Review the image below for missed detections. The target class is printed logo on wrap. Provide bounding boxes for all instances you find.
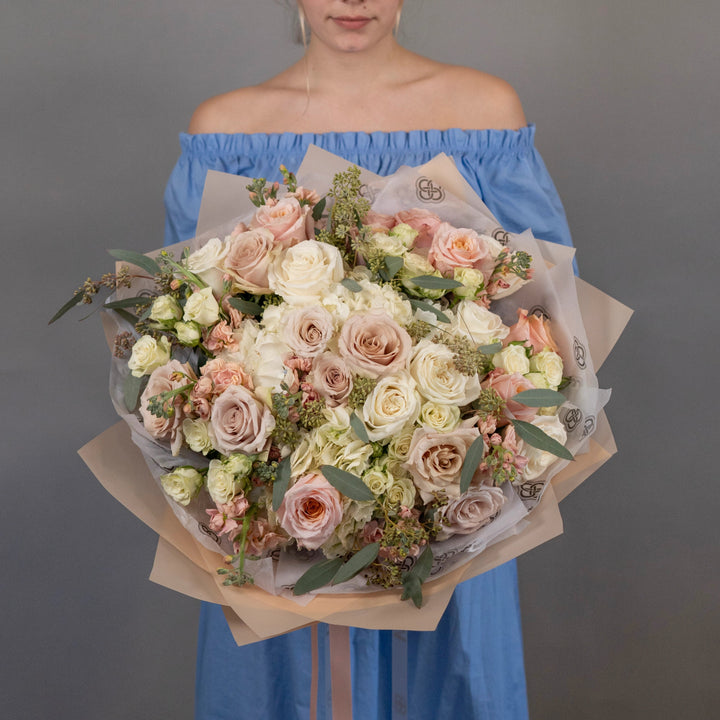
[415,176,445,203]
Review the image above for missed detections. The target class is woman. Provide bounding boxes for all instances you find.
[164,2,572,718]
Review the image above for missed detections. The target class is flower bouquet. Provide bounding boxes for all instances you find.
[59,147,630,643]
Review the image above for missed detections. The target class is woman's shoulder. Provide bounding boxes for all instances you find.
[188,85,282,134]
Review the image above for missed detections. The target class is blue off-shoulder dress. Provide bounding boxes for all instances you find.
[164,125,572,720]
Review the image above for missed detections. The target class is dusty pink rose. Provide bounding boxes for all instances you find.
[243,519,288,557]
[205,321,240,354]
[436,487,506,540]
[428,222,495,279]
[482,369,538,423]
[284,306,334,357]
[277,472,343,550]
[201,357,253,393]
[139,360,194,454]
[338,310,412,378]
[222,228,275,293]
[504,308,559,353]
[206,494,250,536]
[250,195,313,248]
[363,210,395,231]
[210,385,275,455]
[404,421,483,503]
[394,209,442,253]
[310,353,353,407]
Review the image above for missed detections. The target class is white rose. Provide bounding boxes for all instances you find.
[369,230,408,257]
[185,237,229,295]
[160,466,204,506]
[530,349,564,389]
[385,474,417,509]
[149,295,182,323]
[268,240,344,304]
[362,371,422,441]
[174,321,201,346]
[183,286,220,326]
[128,335,171,378]
[387,425,416,461]
[181,418,214,455]
[362,466,394,497]
[419,401,461,432]
[206,458,243,506]
[410,338,481,406]
[517,414,568,480]
[451,301,509,346]
[493,344,531,375]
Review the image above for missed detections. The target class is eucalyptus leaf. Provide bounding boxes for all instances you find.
[48,292,84,324]
[113,308,139,326]
[460,434,487,494]
[123,373,145,413]
[331,543,380,586]
[108,249,160,276]
[349,412,370,444]
[384,256,404,279]
[341,278,362,293]
[409,275,462,290]
[312,196,327,221]
[512,389,566,408]
[293,557,344,596]
[227,297,263,316]
[272,455,292,512]
[512,419,574,460]
[103,296,154,310]
[408,299,450,324]
[320,465,375,502]
[478,341,502,354]
[401,576,423,609]
[401,545,433,608]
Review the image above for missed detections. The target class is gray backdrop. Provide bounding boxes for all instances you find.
[3,1,718,718]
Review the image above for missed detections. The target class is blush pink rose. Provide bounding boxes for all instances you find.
[210,385,275,455]
[428,222,495,279]
[250,195,313,248]
[394,209,442,253]
[277,472,343,550]
[482,369,538,423]
[436,487,506,540]
[284,306,335,357]
[223,228,275,293]
[338,310,412,378]
[363,210,395,231]
[504,308,559,354]
[310,353,353,407]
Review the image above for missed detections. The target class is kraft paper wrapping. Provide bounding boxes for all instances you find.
[78,148,632,645]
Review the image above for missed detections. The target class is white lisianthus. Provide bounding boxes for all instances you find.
[328,439,374,477]
[516,415,568,481]
[369,230,408,257]
[362,465,394,497]
[290,436,316,477]
[410,338,481,406]
[181,418,214,455]
[160,466,204,506]
[268,240,344,304]
[389,222,419,248]
[174,321,201,346]
[385,474,417,510]
[206,458,243,505]
[399,252,445,300]
[419,401,461,432]
[451,301,509,346]
[529,349,564,389]
[183,286,220,326]
[128,335,171,377]
[149,294,182,323]
[185,237,229,295]
[452,267,486,299]
[493,344,531,375]
[362,371,422,441]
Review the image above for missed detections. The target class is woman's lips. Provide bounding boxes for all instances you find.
[332,16,373,30]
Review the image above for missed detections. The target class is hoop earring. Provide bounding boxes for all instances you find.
[298,5,308,50]
[394,8,402,36]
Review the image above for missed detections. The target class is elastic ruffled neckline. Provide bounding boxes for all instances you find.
[178,124,537,159]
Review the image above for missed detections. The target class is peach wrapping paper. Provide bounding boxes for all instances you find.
[79,148,631,645]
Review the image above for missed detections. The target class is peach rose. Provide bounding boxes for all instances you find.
[222,228,275,293]
[250,195,313,248]
[428,222,495,279]
[338,310,412,378]
[310,353,353,407]
[277,472,344,550]
[394,208,442,253]
[436,487,506,540]
[284,306,334,357]
[504,308,559,354]
[210,385,275,455]
[481,369,538,423]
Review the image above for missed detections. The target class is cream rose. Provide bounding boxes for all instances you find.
[174,321,201,346]
[339,310,412,378]
[362,465,394,497]
[149,295,182,323]
[419,401,461,432]
[410,338,481,406]
[250,195,313,248]
[268,240,344,304]
[222,228,275,293]
[516,414,568,480]
[452,267,486,300]
[493,344,531,375]
[385,474,417,509]
[284,306,334,357]
[361,371,422,441]
[310,353,353,407]
[210,385,275,455]
[399,252,446,300]
[181,418,214,455]
[451,301,510,346]
[277,472,344,550]
[183,286,220,327]
[529,349,564,389]
[404,422,483,502]
[128,335,171,378]
[185,237,229,295]
[206,458,243,506]
[368,230,408,257]
[436,487,506,540]
[160,467,204,507]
